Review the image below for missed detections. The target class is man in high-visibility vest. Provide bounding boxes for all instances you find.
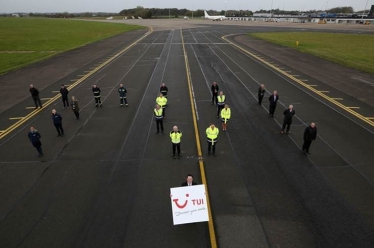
[206,124,219,156]
[170,125,182,158]
[221,104,231,131]
[156,93,168,117]
[216,91,226,118]
[154,104,164,134]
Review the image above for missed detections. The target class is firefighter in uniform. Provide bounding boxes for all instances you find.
[206,124,219,156]
[221,104,231,131]
[156,93,168,117]
[217,91,226,118]
[92,84,102,107]
[118,84,128,106]
[160,83,169,98]
[170,125,182,158]
[154,104,164,134]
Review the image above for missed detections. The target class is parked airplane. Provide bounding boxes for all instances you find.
[106,16,113,20]
[204,10,227,21]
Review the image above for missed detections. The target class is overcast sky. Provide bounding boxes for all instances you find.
[1,0,372,13]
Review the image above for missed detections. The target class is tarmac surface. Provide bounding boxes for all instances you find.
[0,20,374,248]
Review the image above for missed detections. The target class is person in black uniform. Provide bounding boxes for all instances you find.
[268,90,279,117]
[71,96,80,120]
[29,84,42,108]
[211,82,219,105]
[28,126,43,157]
[258,84,265,105]
[118,84,128,106]
[160,83,168,98]
[52,109,64,137]
[281,105,295,134]
[302,122,317,154]
[60,84,69,108]
[92,84,102,107]
[181,174,198,186]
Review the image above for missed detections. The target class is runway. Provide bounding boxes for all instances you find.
[0,21,374,247]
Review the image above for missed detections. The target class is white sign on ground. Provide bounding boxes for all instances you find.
[170,184,209,225]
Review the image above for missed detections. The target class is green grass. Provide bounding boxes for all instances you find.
[248,32,374,74]
[0,18,145,74]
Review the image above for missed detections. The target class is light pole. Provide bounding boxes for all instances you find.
[192,3,194,19]
[169,6,170,19]
[270,0,274,17]
[362,0,369,22]
[225,1,228,16]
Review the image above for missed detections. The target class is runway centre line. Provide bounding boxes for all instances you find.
[180,28,217,248]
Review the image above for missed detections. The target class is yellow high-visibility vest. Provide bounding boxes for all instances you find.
[170,131,182,143]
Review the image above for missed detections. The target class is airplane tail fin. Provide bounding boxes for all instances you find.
[204,10,210,17]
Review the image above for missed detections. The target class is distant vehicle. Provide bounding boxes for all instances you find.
[204,10,227,21]
[106,16,113,20]
[184,16,189,20]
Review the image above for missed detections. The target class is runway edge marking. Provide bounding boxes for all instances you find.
[0,27,153,140]
[221,34,374,128]
[180,28,218,248]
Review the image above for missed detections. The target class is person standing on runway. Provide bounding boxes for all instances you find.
[216,91,226,118]
[156,93,167,117]
[60,84,69,108]
[211,82,219,105]
[154,104,164,134]
[29,84,42,108]
[220,104,231,131]
[302,122,317,154]
[181,174,198,186]
[28,126,43,157]
[170,125,182,159]
[160,83,169,98]
[118,84,128,106]
[268,90,279,117]
[70,96,80,120]
[281,105,295,134]
[206,124,219,156]
[92,84,102,107]
[258,84,265,105]
[51,109,64,137]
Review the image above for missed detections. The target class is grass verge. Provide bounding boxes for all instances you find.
[0,18,145,74]
[248,32,374,74]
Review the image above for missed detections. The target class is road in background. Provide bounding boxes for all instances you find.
[1,21,374,247]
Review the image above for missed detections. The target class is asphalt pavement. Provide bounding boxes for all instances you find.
[1,21,374,248]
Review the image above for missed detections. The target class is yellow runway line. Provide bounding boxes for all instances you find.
[26,107,36,109]
[181,28,217,248]
[319,91,330,93]
[331,98,343,100]
[52,91,60,93]
[0,27,154,140]
[41,98,52,100]
[221,34,374,128]
[347,107,360,109]
[9,117,24,120]
[308,84,318,86]
[301,79,309,81]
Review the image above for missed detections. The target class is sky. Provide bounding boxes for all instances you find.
[1,0,372,13]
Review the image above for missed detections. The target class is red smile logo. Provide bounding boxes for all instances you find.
[173,194,189,209]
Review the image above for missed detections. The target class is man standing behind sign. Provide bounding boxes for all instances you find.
[206,124,219,156]
[181,174,198,186]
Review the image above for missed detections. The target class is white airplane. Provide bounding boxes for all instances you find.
[204,10,226,21]
[106,16,113,20]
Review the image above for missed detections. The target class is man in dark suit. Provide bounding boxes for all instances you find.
[211,82,219,105]
[258,84,265,105]
[281,105,295,134]
[181,174,198,187]
[302,122,317,154]
[28,126,43,157]
[268,90,279,117]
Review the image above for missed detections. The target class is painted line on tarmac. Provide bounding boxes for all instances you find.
[308,84,317,86]
[221,34,374,128]
[319,91,330,93]
[40,98,52,100]
[0,27,153,140]
[25,107,36,109]
[52,91,60,93]
[331,98,343,100]
[347,107,360,109]
[9,117,24,120]
[181,28,217,248]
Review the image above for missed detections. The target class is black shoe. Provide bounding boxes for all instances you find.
[155,132,159,134]
[178,154,181,159]
[213,153,216,156]
[172,155,176,159]
[57,134,61,137]
[61,134,64,137]
[306,152,311,154]
[38,154,43,157]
